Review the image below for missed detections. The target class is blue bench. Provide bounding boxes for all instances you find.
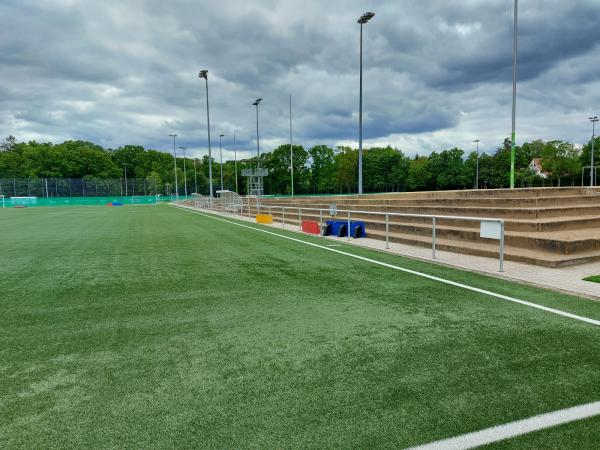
[324,220,366,238]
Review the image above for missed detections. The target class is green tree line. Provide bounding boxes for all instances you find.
[1,135,598,196]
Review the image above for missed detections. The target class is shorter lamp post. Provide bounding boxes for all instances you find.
[473,139,480,190]
[219,134,225,191]
[590,116,598,187]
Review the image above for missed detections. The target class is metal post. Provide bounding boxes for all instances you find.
[432,217,436,259]
[234,131,238,193]
[199,71,213,198]
[182,147,188,196]
[319,209,323,237]
[194,159,198,194]
[169,134,178,197]
[123,163,128,197]
[289,93,294,197]
[510,0,518,189]
[299,208,302,231]
[253,98,262,166]
[590,117,598,187]
[219,134,224,191]
[283,208,286,228]
[499,220,505,272]
[358,22,364,195]
[347,210,351,241]
[385,213,390,249]
[474,139,480,189]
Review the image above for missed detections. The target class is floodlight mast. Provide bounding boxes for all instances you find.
[590,116,599,187]
[253,98,263,168]
[289,93,294,197]
[510,0,518,189]
[169,134,178,197]
[199,70,214,197]
[123,163,128,196]
[219,134,225,191]
[473,140,480,189]
[178,146,188,196]
[233,131,238,193]
[357,11,375,195]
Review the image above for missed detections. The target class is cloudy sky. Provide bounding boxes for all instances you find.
[1,0,600,161]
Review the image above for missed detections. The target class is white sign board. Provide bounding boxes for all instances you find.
[329,203,337,216]
[480,220,502,240]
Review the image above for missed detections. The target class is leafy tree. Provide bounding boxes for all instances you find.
[541,140,580,187]
[407,156,433,191]
[308,145,336,194]
[334,146,357,193]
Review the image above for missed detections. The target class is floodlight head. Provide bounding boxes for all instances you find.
[473,139,480,143]
[358,11,375,24]
[220,134,225,137]
[253,98,263,106]
[168,134,177,138]
[590,116,599,122]
[198,70,208,79]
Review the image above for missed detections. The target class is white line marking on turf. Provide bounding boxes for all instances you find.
[406,400,600,450]
[173,206,600,327]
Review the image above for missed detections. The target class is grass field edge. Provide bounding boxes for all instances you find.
[170,205,600,328]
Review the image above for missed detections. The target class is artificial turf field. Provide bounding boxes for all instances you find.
[1,205,600,449]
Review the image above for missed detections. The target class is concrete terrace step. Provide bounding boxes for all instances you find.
[255,209,600,256]
[259,202,600,220]
[263,195,600,208]
[244,187,600,267]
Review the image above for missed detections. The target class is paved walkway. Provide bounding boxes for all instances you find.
[196,207,600,301]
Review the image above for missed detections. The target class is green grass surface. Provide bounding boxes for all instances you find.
[584,275,600,283]
[1,205,600,448]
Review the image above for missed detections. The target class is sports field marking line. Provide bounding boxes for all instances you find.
[406,400,600,450]
[172,206,600,327]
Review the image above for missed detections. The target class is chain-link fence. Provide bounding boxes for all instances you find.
[0,178,162,197]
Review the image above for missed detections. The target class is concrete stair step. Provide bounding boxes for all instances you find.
[258,210,600,256]
[264,195,600,208]
[363,229,600,268]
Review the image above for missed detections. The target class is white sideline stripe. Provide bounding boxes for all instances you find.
[172,206,600,327]
[407,401,600,450]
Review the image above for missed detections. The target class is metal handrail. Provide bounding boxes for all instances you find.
[191,199,506,272]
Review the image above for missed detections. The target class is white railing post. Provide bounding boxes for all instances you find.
[499,220,505,272]
[432,216,436,259]
[299,208,302,231]
[347,210,351,241]
[319,209,323,237]
[283,208,286,228]
[385,213,390,249]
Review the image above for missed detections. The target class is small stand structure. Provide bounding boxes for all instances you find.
[242,168,268,196]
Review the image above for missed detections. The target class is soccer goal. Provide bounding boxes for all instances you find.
[11,196,37,207]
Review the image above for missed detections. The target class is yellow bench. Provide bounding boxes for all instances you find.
[256,214,273,224]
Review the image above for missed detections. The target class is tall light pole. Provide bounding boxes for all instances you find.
[123,163,128,196]
[289,93,294,197]
[233,131,238,193]
[357,11,375,195]
[169,134,178,197]
[590,116,599,188]
[219,134,225,191]
[194,158,198,194]
[510,0,518,189]
[178,146,188,196]
[473,139,480,190]
[253,98,263,167]
[199,70,214,197]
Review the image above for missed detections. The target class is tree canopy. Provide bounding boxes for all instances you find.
[0,134,593,196]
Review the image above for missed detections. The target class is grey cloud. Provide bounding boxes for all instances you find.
[1,0,600,158]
